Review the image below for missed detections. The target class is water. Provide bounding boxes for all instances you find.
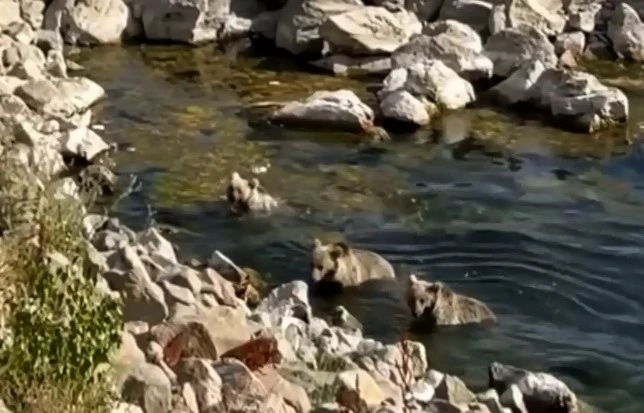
[77,45,644,412]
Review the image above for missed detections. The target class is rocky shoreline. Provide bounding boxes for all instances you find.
[0,0,636,412]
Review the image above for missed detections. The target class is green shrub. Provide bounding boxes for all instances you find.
[0,142,123,412]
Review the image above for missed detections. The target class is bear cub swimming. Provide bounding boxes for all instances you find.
[310,238,395,289]
[226,172,278,215]
[406,274,496,328]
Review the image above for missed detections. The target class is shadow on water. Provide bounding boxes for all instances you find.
[74,45,644,413]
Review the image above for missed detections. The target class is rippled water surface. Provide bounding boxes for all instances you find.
[78,46,644,412]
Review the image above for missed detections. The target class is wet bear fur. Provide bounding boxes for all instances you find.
[226,171,278,214]
[406,274,496,328]
[310,238,395,290]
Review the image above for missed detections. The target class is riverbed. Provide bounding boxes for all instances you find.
[77,45,644,413]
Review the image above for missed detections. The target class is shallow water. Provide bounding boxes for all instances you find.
[78,45,644,412]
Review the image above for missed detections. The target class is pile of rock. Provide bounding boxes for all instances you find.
[82,214,586,413]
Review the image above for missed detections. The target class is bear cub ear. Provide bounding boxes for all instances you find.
[313,238,323,248]
[330,242,350,259]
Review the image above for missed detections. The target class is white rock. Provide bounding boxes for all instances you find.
[15,76,105,118]
[60,126,110,161]
[554,31,586,56]
[405,60,475,110]
[380,89,430,126]
[484,59,546,106]
[44,0,130,45]
[319,7,421,55]
[504,0,567,36]
[270,89,375,132]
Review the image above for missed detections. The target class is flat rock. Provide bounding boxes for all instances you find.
[269,89,375,132]
[319,7,421,55]
[60,126,110,161]
[15,76,105,118]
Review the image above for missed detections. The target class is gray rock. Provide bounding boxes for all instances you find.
[311,54,392,76]
[44,0,130,45]
[0,0,22,30]
[161,280,196,307]
[477,389,511,413]
[175,358,223,411]
[110,402,144,413]
[319,7,421,55]
[566,1,602,33]
[335,369,386,410]
[380,88,432,126]
[488,4,507,35]
[434,375,476,404]
[275,0,362,55]
[530,68,628,132]
[212,358,268,411]
[482,58,546,106]
[608,2,644,61]
[20,0,46,30]
[0,75,25,94]
[402,60,475,110]
[120,362,172,413]
[60,126,110,162]
[138,227,179,267]
[35,29,64,54]
[483,26,557,78]
[269,89,376,133]
[45,48,67,78]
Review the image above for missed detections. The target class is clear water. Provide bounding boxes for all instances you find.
[78,45,644,412]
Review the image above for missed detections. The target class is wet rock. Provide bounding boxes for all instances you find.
[311,54,392,76]
[554,31,586,56]
[15,76,105,119]
[530,68,629,132]
[407,275,497,327]
[319,7,421,55]
[44,0,130,45]
[438,0,495,34]
[335,369,386,411]
[482,59,546,106]
[60,126,110,162]
[504,0,567,36]
[608,2,644,61]
[120,362,172,413]
[275,0,362,56]
[269,89,375,133]
[393,21,492,82]
[489,362,578,413]
[483,26,557,78]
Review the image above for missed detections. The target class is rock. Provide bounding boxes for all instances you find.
[0,75,25,94]
[380,89,431,126]
[434,375,476,404]
[488,4,507,35]
[45,48,67,78]
[477,389,511,413]
[489,362,578,413]
[110,402,144,413]
[258,368,312,413]
[15,76,105,119]
[275,0,362,56]
[269,90,375,133]
[499,384,529,413]
[530,68,629,132]
[44,0,130,45]
[405,0,443,21]
[566,2,602,33]
[175,358,223,411]
[200,268,239,307]
[335,369,385,411]
[120,362,172,413]
[20,0,46,30]
[137,0,228,44]
[103,245,169,325]
[319,7,421,55]
[311,54,392,76]
[505,0,567,36]
[409,379,435,403]
[213,358,269,411]
[392,21,492,82]
[483,26,557,78]
[482,59,546,106]
[554,31,586,56]
[583,32,614,61]
[60,126,110,162]
[608,2,644,61]
[402,60,476,110]
[0,0,22,29]
[438,0,495,34]
[35,29,64,54]
[138,227,179,268]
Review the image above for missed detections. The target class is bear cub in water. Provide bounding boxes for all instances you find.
[310,238,395,288]
[406,274,496,328]
[226,172,278,215]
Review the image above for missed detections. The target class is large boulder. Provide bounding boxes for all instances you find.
[392,20,493,82]
[275,0,362,56]
[503,0,567,36]
[319,7,421,55]
[482,58,546,106]
[269,89,376,132]
[530,68,629,132]
[380,89,432,126]
[43,0,131,45]
[608,2,644,62]
[483,26,557,78]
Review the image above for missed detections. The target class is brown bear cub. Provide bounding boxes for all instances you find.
[406,274,496,328]
[310,238,396,289]
[226,172,278,215]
